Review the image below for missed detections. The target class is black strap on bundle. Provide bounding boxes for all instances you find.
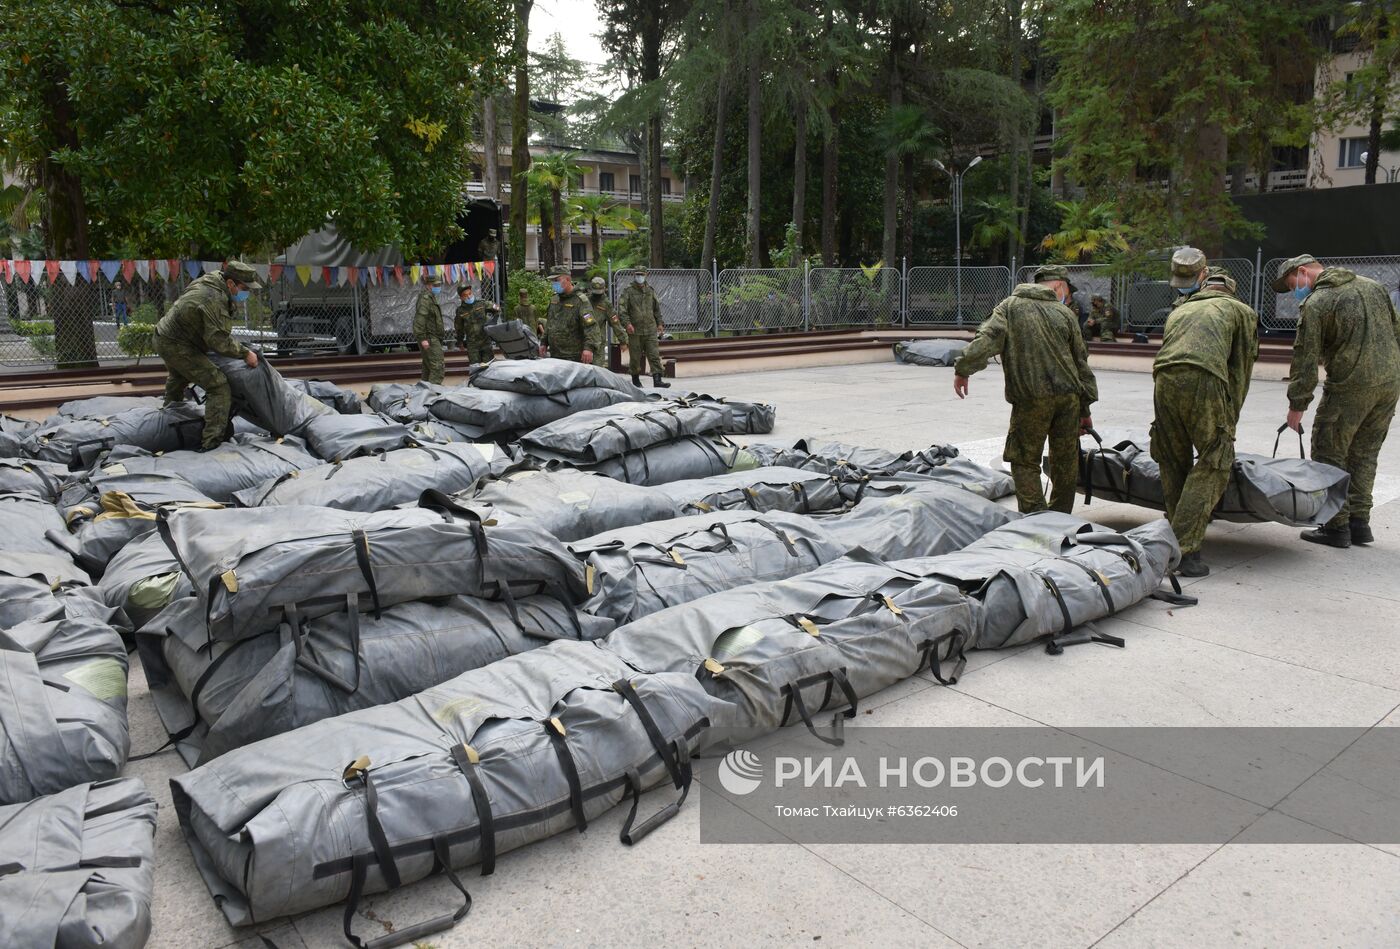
[779,669,858,746]
[618,735,693,846]
[1150,573,1199,607]
[291,595,364,694]
[542,718,588,833]
[1041,575,1075,637]
[342,833,471,949]
[154,508,197,582]
[1046,622,1126,655]
[793,480,813,514]
[612,678,682,789]
[920,629,968,685]
[448,744,497,876]
[350,529,383,620]
[1273,422,1306,459]
[753,518,800,556]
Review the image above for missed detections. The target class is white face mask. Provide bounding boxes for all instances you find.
[635,275,646,285]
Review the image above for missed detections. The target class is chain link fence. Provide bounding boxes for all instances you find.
[906,266,1012,325]
[1259,255,1400,332]
[612,268,713,334]
[716,268,803,332]
[806,267,901,328]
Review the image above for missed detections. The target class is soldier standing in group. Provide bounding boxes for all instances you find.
[953,264,1098,514]
[617,265,669,387]
[543,265,601,363]
[154,260,262,452]
[513,287,536,328]
[1277,253,1400,548]
[1084,295,1119,342]
[477,227,500,262]
[413,271,446,384]
[1151,247,1259,577]
[453,282,498,363]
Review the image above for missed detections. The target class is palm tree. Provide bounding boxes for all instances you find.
[968,195,1022,258]
[1039,200,1129,263]
[527,152,587,267]
[565,194,640,268]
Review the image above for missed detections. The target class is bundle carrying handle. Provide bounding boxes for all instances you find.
[1045,622,1125,655]
[1273,423,1305,459]
[620,737,693,846]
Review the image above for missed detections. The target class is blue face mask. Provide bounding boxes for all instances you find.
[464,296,474,304]
[1176,284,1198,296]
[1294,286,1311,302]
[232,289,250,303]
[551,281,563,293]
[431,286,442,296]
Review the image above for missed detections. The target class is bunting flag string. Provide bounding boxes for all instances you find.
[133,259,150,282]
[185,261,202,280]
[167,259,180,282]
[268,264,284,284]
[296,265,312,287]
[101,260,121,282]
[321,266,333,286]
[121,260,137,282]
[347,267,359,287]
[59,260,78,284]
[15,260,33,283]
[44,260,60,283]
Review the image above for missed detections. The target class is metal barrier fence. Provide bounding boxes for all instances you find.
[806,267,901,328]
[612,268,713,334]
[1259,256,1400,332]
[906,266,1012,325]
[716,268,803,332]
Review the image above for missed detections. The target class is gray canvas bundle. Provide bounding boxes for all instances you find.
[580,434,744,486]
[0,612,130,804]
[1070,432,1351,527]
[0,492,81,562]
[160,504,588,642]
[301,413,419,461]
[448,468,682,541]
[95,433,321,502]
[0,552,100,628]
[656,465,847,515]
[837,458,1017,503]
[0,414,38,456]
[172,638,718,931]
[408,417,496,445]
[484,319,541,359]
[429,384,635,436]
[0,456,71,501]
[142,592,613,766]
[671,392,777,434]
[366,381,449,422]
[208,353,334,436]
[24,403,207,468]
[96,532,188,631]
[0,778,156,949]
[747,438,962,479]
[823,482,1019,562]
[233,442,512,512]
[470,357,647,398]
[64,471,221,574]
[518,401,728,466]
[574,510,846,625]
[286,377,364,415]
[55,396,162,418]
[893,338,969,366]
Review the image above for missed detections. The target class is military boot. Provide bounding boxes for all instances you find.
[652,373,670,389]
[1300,525,1351,548]
[1176,551,1209,578]
[631,373,641,386]
[1349,519,1374,545]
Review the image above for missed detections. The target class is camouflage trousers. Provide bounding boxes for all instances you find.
[155,335,229,450]
[455,321,493,363]
[1004,392,1081,514]
[1151,367,1236,554]
[628,332,663,375]
[420,340,444,385]
[1312,383,1399,528]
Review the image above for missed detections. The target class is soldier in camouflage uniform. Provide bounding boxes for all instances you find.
[543,265,601,363]
[453,283,498,363]
[413,271,446,384]
[617,266,669,387]
[154,260,262,451]
[954,264,1098,514]
[1278,253,1400,548]
[1084,295,1119,342]
[477,227,500,263]
[1151,248,1259,577]
[588,275,621,361]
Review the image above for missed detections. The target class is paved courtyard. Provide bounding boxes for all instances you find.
[128,359,1400,949]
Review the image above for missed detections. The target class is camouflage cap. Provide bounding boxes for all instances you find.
[1204,265,1237,295]
[456,283,473,295]
[634,266,650,275]
[548,265,572,277]
[1272,254,1318,292]
[223,260,263,289]
[518,286,530,296]
[1168,247,1207,288]
[422,270,442,285]
[1033,264,1077,292]
[487,228,498,237]
[589,276,606,290]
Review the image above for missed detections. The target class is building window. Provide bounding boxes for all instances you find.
[571,243,588,264]
[1339,137,1368,169]
[498,166,511,182]
[629,174,640,195]
[599,172,615,192]
[468,162,482,181]
[660,177,671,195]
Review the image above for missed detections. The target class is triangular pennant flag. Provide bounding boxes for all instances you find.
[83,260,99,282]
[44,260,60,283]
[202,260,221,274]
[409,264,421,285]
[133,259,149,282]
[101,260,121,282]
[0,260,10,284]
[15,260,32,283]
[59,260,78,284]
[483,260,496,277]
[167,260,179,282]
[150,260,166,281]
[393,265,403,285]
[320,266,332,285]
[268,264,284,284]
[184,261,201,280]
[253,263,269,282]
[296,265,312,286]
[347,267,359,287]
[121,260,136,282]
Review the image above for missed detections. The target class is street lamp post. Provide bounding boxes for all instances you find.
[933,156,981,324]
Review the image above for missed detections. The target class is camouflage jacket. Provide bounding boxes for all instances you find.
[412,290,444,342]
[545,289,602,354]
[589,294,620,333]
[1153,286,1258,416]
[617,283,662,334]
[954,284,1099,414]
[155,271,246,357]
[1288,268,1400,410]
[1088,303,1118,330]
[455,299,495,334]
[513,302,537,328]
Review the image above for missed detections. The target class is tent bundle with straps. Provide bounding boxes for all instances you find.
[366,381,449,423]
[91,434,321,502]
[892,338,969,366]
[140,593,613,767]
[23,403,207,469]
[0,456,71,502]
[0,778,156,949]
[233,442,514,512]
[285,377,363,415]
[484,319,541,360]
[171,511,1185,940]
[0,550,106,629]
[470,357,647,400]
[56,396,161,419]
[429,385,636,438]
[60,471,221,575]
[406,416,495,445]
[155,503,589,644]
[0,413,38,456]
[747,439,1015,502]
[516,401,729,467]
[96,533,189,632]
[575,434,748,487]
[1069,428,1351,527]
[300,413,421,462]
[207,353,334,437]
[0,492,82,563]
[656,465,847,516]
[0,608,132,804]
[670,392,777,435]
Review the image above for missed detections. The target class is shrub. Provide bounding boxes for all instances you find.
[30,335,56,359]
[118,323,157,362]
[12,319,55,337]
[131,302,160,325]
